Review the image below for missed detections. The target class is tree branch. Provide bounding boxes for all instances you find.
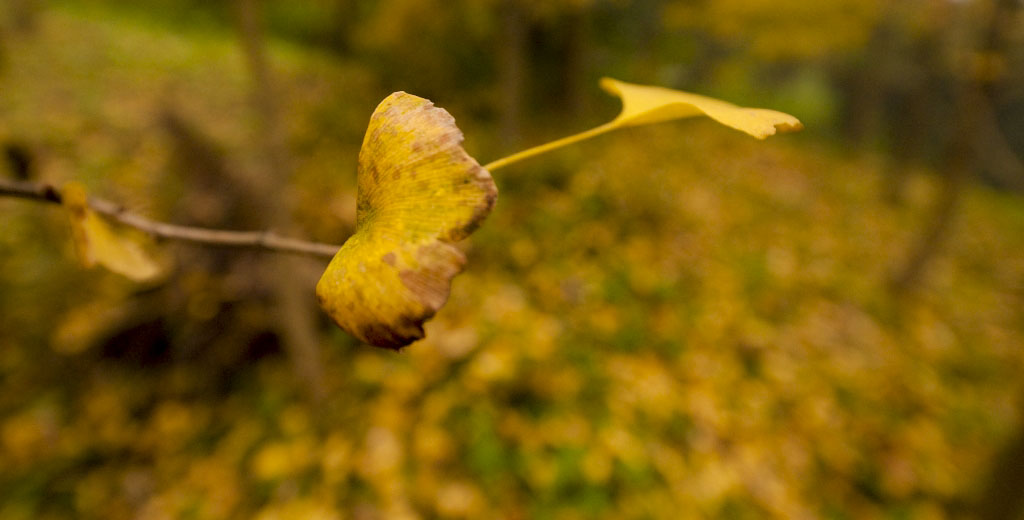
[0,178,342,258]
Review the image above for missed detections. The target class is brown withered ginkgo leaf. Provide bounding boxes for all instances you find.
[316,92,497,349]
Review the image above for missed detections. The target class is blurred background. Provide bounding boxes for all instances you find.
[2,0,1024,518]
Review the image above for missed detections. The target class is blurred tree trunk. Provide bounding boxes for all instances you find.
[890,0,1017,294]
[234,0,326,402]
[836,24,888,148]
[328,0,355,55]
[562,7,590,119]
[882,89,930,205]
[633,0,663,84]
[975,396,1024,520]
[972,0,1024,192]
[498,0,527,152]
[971,8,1024,516]
[881,23,945,206]
[888,91,973,293]
[975,98,1024,191]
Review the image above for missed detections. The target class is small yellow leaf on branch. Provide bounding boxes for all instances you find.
[63,182,162,282]
[316,93,497,349]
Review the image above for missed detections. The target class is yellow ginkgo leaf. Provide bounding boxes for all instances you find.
[599,77,804,139]
[63,182,162,282]
[316,92,497,349]
[485,77,802,171]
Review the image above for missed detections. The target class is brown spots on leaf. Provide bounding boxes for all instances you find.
[399,242,465,312]
[460,169,498,237]
[358,320,424,351]
[318,92,498,350]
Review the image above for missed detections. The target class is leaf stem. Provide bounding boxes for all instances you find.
[0,178,341,258]
[484,122,618,171]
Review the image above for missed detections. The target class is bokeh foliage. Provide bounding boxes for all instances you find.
[2,2,1024,519]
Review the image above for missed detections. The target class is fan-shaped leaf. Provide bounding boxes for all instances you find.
[600,77,803,139]
[485,77,803,171]
[316,93,497,349]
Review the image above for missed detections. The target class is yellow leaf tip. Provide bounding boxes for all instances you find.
[748,109,804,139]
[598,76,621,92]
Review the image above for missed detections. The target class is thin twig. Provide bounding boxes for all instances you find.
[0,178,341,258]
